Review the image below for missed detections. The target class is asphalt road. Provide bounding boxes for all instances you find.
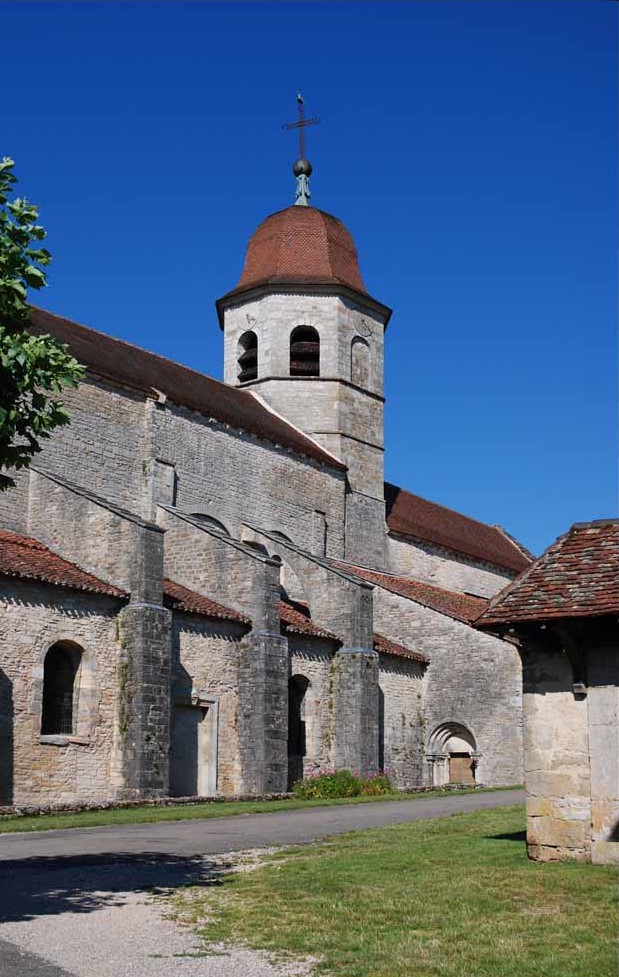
[0,788,523,863]
[0,790,524,977]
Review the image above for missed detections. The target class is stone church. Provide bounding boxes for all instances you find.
[0,160,531,807]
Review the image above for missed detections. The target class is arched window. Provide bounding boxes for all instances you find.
[351,337,370,388]
[41,642,82,735]
[288,674,310,789]
[190,513,230,536]
[290,326,320,377]
[237,330,258,382]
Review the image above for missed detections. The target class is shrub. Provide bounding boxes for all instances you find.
[292,769,394,800]
[360,773,393,796]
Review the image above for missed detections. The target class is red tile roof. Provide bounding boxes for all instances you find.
[163,578,250,624]
[0,529,125,598]
[279,597,427,662]
[333,561,488,625]
[221,206,368,300]
[279,599,337,639]
[373,632,428,665]
[476,520,619,627]
[29,307,346,473]
[385,482,531,574]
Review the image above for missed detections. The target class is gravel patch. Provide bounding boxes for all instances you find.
[0,855,315,977]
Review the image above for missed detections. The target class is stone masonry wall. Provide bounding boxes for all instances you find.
[223,292,387,570]
[289,637,337,777]
[521,642,592,861]
[378,655,425,789]
[172,615,247,796]
[0,370,348,564]
[222,292,385,396]
[0,580,123,807]
[152,401,347,558]
[588,644,619,865]
[370,587,523,787]
[387,535,515,599]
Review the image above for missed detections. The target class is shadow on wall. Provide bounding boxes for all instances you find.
[0,668,13,805]
[0,852,225,924]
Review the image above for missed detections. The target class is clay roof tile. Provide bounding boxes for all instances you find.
[385,482,531,574]
[476,519,619,627]
[0,529,125,598]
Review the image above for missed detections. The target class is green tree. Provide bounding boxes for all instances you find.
[0,157,84,489]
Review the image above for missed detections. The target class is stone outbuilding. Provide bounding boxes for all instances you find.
[477,519,619,865]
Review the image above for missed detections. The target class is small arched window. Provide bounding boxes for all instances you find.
[290,326,320,377]
[41,642,82,735]
[351,337,370,388]
[237,330,258,382]
[190,513,230,536]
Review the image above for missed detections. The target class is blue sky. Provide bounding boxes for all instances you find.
[4,1,617,555]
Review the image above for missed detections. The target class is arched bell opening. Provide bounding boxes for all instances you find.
[290,325,320,377]
[287,674,310,790]
[237,330,258,382]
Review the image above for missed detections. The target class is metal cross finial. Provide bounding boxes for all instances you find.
[283,92,319,160]
[282,93,320,205]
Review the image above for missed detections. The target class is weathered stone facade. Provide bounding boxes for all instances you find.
[0,198,530,808]
[517,628,619,865]
[0,579,123,807]
[476,520,619,865]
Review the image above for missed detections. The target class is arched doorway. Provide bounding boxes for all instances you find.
[287,675,310,790]
[427,722,478,786]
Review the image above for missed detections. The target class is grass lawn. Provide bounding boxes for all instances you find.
[167,804,618,977]
[0,785,520,834]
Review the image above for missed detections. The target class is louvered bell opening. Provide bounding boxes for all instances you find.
[238,347,257,381]
[237,332,258,383]
[290,339,320,377]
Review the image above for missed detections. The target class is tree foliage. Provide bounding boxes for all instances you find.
[0,157,84,489]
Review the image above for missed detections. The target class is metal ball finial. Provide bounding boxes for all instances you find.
[293,158,313,177]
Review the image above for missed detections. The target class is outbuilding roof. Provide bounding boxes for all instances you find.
[334,561,488,625]
[476,519,619,628]
[385,482,531,574]
[0,529,125,598]
[29,307,346,473]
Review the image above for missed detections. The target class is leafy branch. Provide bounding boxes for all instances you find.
[0,157,84,489]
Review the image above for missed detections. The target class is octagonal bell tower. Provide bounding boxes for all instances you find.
[216,156,392,570]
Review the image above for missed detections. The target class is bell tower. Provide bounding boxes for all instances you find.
[216,102,392,570]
